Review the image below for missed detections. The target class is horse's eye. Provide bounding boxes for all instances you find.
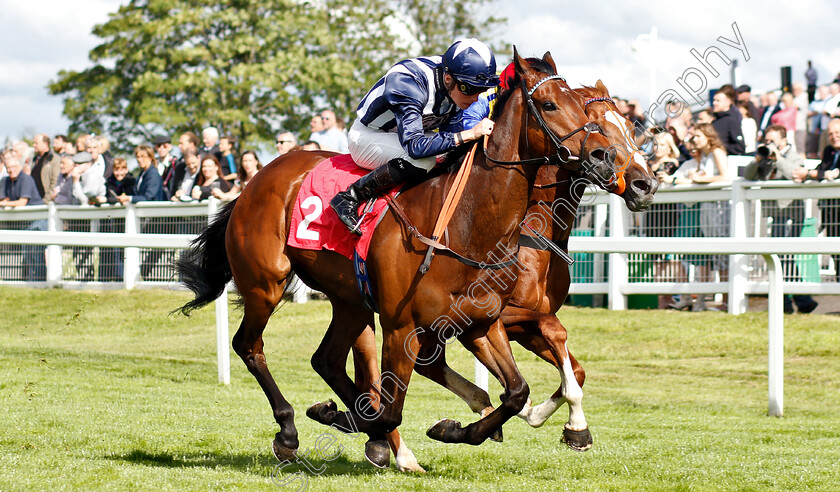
[542,101,557,111]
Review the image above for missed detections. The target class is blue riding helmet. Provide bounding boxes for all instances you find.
[442,38,500,89]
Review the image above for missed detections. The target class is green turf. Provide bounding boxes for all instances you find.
[1,287,838,491]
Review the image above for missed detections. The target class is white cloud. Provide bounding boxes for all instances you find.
[4,0,840,143]
[0,0,122,141]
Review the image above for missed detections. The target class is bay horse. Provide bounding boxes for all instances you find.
[400,80,659,455]
[176,50,618,470]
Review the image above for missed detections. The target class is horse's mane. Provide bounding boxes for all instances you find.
[577,85,599,96]
[491,58,556,121]
[439,58,559,173]
[576,85,614,107]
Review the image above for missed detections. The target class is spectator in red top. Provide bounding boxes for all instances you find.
[770,92,797,146]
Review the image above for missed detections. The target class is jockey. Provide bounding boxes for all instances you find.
[330,38,500,234]
[461,62,516,130]
[461,60,540,130]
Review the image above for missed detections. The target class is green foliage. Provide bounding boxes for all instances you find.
[48,0,507,154]
[392,0,509,56]
[1,287,839,490]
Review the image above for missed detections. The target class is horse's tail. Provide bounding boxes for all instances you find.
[174,199,237,315]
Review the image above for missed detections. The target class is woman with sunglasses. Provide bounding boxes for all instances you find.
[330,38,500,234]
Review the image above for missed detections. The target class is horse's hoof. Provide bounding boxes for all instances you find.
[489,426,503,443]
[364,438,390,469]
[306,400,337,426]
[563,426,593,452]
[395,447,426,473]
[272,439,297,462]
[426,418,465,443]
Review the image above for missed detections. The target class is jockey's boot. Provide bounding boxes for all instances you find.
[330,159,425,235]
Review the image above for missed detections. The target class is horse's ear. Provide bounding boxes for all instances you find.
[542,51,557,73]
[595,79,610,97]
[513,46,531,76]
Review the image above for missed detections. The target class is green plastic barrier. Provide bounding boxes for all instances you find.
[795,217,821,283]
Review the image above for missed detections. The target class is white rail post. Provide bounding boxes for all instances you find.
[215,282,231,385]
[46,203,62,286]
[475,359,489,392]
[764,253,783,416]
[291,277,310,304]
[593,201,608,307]
[124,204,140,289]
[607,194,627,310]
[206,198,231,384]
[729,180,749,314]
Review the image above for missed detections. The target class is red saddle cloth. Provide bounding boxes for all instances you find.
[287,154,396,260]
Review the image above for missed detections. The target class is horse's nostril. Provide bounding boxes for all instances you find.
[632,179,651,194]
[590,149,606,161]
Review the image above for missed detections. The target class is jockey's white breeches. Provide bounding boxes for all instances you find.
[348,120,437,171]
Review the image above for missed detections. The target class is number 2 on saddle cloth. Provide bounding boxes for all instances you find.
[287,154,400,312]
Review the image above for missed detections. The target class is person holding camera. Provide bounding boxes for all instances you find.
[745,124,818,314]
[745,124,802,181]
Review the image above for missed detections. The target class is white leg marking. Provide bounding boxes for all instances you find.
[521,397,562,428]
[516,397,533,419]
[560,345,587,431]
[394,439,425,473]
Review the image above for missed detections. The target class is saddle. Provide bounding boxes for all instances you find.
[287,154,398,262]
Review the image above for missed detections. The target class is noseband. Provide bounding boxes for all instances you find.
[485,74,601,168]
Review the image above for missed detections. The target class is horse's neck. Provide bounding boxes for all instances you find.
[448,111,538,258]
[531,168,582,243]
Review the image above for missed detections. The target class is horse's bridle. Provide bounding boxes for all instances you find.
[484,74,602,169]
[582,95,636,194]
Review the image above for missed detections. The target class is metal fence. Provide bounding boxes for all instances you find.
[0,201,212,288]
[2,180,839,309]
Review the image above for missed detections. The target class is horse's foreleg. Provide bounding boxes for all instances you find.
[523,311,591,451]
[427,320,529,445]
[502,306,589,438]
[351,327,424,473]
[412,343,501,442]
[232,286,298,462]
[413,343,495,416]
[310,322,416,456]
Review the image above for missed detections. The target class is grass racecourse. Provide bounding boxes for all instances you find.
[1,286,839,491]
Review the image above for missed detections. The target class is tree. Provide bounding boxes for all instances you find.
[391,0,508,56]
[48,0,506,154]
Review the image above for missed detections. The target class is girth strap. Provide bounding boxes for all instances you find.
[384,194,519,271]
[519,224,574,265]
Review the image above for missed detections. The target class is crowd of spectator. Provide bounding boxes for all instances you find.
[629,64,840,313]
[0,110,350,282]
[1,77,838,302]
[0,109,350,210]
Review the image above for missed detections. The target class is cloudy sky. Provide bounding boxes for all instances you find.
[3,0,840,144]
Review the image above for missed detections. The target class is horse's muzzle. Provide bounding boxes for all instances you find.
[582,148,618,191]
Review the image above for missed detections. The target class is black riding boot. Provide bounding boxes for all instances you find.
[330,158,425,235]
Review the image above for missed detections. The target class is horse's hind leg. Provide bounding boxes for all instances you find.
[231,281,298,461]
[351,327,424,473]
